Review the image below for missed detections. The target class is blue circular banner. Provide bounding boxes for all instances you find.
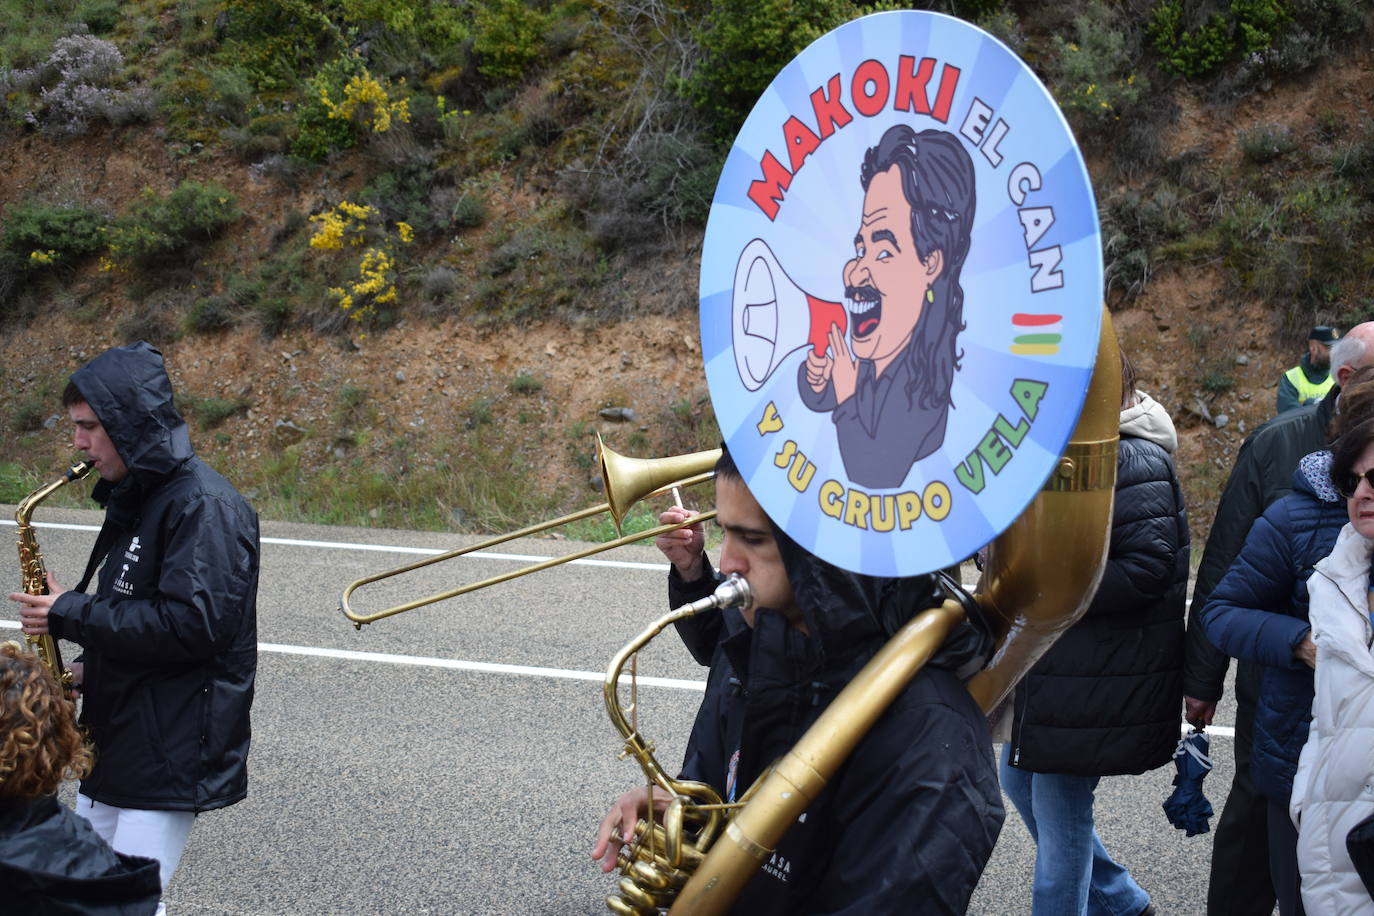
[700,10,1102,576]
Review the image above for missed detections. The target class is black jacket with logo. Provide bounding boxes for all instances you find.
[0,795,161,914]
[669,535,1003,915]
[49,342,259,812]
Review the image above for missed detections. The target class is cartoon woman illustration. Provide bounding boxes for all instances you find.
[800,124,976,488]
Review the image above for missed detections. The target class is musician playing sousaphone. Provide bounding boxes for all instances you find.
[9,342,259,916]
[593,9,1112,913]
[593,444,1005,912]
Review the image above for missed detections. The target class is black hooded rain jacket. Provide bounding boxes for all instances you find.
[48,342,259,812]
[667,533,1003,915]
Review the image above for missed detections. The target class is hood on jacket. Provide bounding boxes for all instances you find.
[69,341,193,484]
[1120,390,1178,453]
[771,525,992,678]
[1294,449,1341,504]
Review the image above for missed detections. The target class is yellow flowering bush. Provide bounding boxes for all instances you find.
[319,69,410,134]
[310,200,414,321]
[309,201,376,251]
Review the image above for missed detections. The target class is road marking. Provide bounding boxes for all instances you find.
[0,620,704,691]
[260,641,707,690]
[1,523,1236,733]
[0,519,668,572]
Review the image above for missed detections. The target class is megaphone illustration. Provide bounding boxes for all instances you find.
[732,238,848,391]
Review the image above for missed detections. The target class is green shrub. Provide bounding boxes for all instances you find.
[1238,122,1296,164]
[1050,2,1148,135]
[1330,119,1374,185]
[253,296,293,337]
[78,0,120,34]
[186,296,236,333]
[1202,368,1235,394]
[12,397,46,433]
[105,182,241,269]
[473,0,548,82]
[182,395,251,429]
[0,201,108,269]
[1149,0,1291,79]
[203,65,255,126]
[115,309,179,345]
[186,293,242,333]
[1216,177,1372,326]
[465,397,493,429]
[684,0,857,140]
[337,383,367,412]
[220,0,344,93]
[510,371,543,395]
[0,462,37,503]
[451,194,488,229]
[292,55,365,160]
[1101,181,1201,299]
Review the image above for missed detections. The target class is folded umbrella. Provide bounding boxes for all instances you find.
[1163,727,1214,837]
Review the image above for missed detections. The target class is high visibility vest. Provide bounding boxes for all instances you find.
[1285,364,1335,404]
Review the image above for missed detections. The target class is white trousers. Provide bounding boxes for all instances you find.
[76,793,196,916]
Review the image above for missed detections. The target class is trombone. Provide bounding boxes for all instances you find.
[339,436,721,628]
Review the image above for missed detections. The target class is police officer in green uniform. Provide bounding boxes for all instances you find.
[1277,325,1338,414]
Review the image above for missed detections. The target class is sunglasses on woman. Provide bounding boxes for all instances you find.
[1335,468,1374,500]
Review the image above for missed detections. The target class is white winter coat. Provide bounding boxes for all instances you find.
[1291,522,1374,914]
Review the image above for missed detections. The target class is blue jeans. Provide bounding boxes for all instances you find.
[1000,745,1151,916]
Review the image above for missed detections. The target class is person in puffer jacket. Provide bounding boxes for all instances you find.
[592,444,1004,914]
[1289,418,1374,914]
[0,642,161,915]
[1202,445,1349,916]
[998,350,1187,916]
[11,342,259,916]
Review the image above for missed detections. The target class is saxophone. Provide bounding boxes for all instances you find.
[15,460,94,698]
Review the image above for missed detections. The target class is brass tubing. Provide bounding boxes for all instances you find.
[966,307,1121,713]
[670,599,966,915]
[339,441,721,628]
[341,507,718,628]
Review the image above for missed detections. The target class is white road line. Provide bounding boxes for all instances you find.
[0,522,1238,731]
[0,620,705,691]
[0,519,668,571]
[259,641,706,690]
[0,623,1239,733]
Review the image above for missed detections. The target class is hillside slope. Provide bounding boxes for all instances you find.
[1,9,1372,550]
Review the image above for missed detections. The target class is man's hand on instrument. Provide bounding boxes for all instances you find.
[656,507,705,580]
[11,573,63,636]
[592,785,673,873]
[67,660,84,697]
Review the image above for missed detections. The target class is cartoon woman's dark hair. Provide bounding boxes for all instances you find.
[860,125,975,409]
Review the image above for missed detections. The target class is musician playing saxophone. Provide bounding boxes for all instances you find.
[592,445,1004,914]
[9,342,259,916]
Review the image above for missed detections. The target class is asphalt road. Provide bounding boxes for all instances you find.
[1,506,1236,915]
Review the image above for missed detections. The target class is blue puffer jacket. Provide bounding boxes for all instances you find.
[1201,450,1346,803]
